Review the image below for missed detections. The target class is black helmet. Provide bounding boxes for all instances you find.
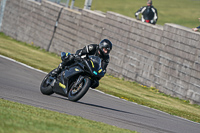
[147,0,152,5]
[98,39,112,56]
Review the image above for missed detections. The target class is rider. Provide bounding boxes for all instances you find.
[52,39,113,88]
[135,0,158,25]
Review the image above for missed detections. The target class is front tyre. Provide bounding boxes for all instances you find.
[68,77,91,102]
[40,70,55,95]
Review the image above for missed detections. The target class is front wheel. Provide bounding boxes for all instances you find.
[40,70,56,95]
[68,77,91,102]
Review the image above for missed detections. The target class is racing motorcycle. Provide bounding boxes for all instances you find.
[40,52,104,102]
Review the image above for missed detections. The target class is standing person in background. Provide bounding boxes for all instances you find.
[192,18,200,32]
[135,0,158,25]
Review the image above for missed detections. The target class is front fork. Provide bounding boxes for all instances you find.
[73,75,84,88]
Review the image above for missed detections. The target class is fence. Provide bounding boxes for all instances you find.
[0,0,7,31]
[34,0,92,9]
[34,0,78,9]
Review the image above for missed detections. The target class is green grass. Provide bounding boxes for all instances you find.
[0,99,136,133]
[70,0,200,28]
[0,32,200,132]
[98,75,200,123]
[0,33,61,72]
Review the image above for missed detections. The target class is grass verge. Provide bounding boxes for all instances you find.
[0,32,200,129]
[0,99,136,133]
[99,75,200,123]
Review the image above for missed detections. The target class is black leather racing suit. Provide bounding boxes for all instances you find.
[135,5,158,24]
[77,44,110,88]
[76,44,110,73]
[53,44,110,88]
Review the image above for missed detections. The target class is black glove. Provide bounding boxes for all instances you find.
[74,54,82,61]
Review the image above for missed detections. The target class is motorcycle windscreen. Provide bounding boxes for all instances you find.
[88,55,104,77]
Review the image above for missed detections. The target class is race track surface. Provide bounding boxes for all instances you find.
[0,55,200,133]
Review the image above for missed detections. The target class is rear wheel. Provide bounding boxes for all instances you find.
[40,70,55,95]
[68,77,91,102]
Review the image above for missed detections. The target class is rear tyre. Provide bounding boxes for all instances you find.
[40,70,55,95]
[68,77,91,102]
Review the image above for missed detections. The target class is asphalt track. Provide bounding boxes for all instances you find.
[0,55,200,133]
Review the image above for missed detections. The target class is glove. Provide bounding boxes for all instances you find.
[151,20,156,24]
[61,52,70,61]
[74,54,82,61]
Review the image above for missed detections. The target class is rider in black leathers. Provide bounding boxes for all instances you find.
[135,0,158,24]
[52,39,113,88]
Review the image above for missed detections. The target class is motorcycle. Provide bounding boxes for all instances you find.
[40,52,104,102]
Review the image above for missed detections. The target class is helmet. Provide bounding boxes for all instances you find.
[147,0,152,5]
[98,39,112,56]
